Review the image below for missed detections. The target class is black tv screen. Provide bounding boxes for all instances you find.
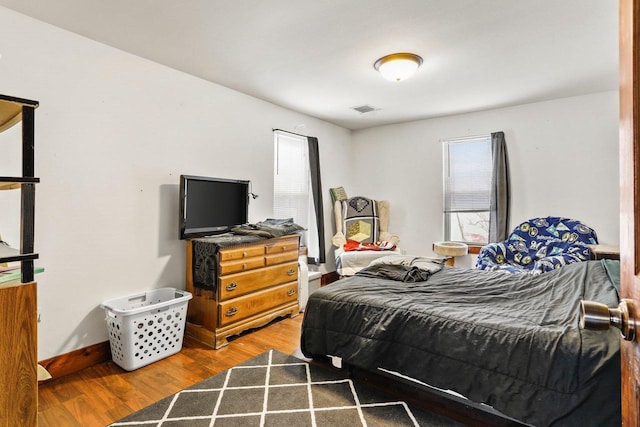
[179,175,249,239]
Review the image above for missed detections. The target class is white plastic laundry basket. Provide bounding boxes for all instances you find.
[100,288,193,371]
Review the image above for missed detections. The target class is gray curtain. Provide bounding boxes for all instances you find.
[307,137,326,264]
[488,132,510,242]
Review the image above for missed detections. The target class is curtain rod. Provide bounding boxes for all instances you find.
[272,128,310,138]
[440,133,492,143]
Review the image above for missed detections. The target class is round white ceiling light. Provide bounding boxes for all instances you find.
[373,53,423,82]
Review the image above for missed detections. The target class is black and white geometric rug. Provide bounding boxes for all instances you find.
[110,349,465,427]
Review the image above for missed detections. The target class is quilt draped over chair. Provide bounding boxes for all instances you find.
[332,196,400,275]
[475,216,598,274]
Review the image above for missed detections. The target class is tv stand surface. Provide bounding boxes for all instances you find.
[185,234,300,349]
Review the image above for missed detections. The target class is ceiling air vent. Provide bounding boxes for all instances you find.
[352,105,377,114]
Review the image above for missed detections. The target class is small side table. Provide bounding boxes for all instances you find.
[433,241,469,266]
[588,244,620,260]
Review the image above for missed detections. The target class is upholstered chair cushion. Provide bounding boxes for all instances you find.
[475,217,598,274]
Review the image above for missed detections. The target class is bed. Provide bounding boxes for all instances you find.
[300,257,621,427]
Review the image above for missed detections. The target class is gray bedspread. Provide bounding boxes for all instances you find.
[301,260,620,427]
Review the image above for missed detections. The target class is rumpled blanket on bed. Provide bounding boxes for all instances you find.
[301,260,620,427]
[356,264,433,282]
[356,255,443,282]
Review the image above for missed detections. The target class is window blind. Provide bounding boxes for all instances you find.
[443,136,492,213]
[273,130,311,247]
[274,131,308,205]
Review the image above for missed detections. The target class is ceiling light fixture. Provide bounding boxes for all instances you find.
[373,52,423,82]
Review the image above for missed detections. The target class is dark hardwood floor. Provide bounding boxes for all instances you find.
[37,315,306,427]
[37,314,521,427]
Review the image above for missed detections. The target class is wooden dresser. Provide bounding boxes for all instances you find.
[185,234,300,349]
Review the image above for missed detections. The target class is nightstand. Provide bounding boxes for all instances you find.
[588,244,620,260]
[433,241,468,266]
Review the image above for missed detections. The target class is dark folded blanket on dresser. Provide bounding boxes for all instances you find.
[231,218,305,238]
[192,233,264,291]
[192,219,304,291]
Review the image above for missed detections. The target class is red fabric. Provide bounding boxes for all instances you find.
[343,239,396,252]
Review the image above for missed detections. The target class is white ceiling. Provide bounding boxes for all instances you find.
[0,0,619,130]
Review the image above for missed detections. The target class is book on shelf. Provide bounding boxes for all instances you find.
[0,262,44,284]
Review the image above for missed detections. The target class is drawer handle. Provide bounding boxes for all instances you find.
[242,251,247,257]
[287,289,296,297]
[226,282,238,292]
[242,263,247,269]
[225,307,238,317]
[287,268,296,276]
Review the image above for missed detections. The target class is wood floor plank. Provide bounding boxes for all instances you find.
[61,394,114,427]
[37,315,305,427]
[38,404,83,427]
[37,314,507,427]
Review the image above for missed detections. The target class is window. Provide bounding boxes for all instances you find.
[443,135,493,244]
[273,130,320,262]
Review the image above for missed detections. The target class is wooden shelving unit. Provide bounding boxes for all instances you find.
[0,94,39,427]
[0,94,39,283]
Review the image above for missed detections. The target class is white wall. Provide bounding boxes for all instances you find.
[351,91,620,268]
[0,7,620,361]
[0,7,352,360]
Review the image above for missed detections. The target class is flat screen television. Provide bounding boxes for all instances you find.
[179,175,249,239]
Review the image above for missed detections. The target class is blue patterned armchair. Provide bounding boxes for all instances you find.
[475,217,598,274]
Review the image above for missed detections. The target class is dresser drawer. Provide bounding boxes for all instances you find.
[218,282,298,327]
[265,237,299,255]
[265,250,299,266]
[219,256,265,275]
[219,244,265,262]
[218,261,298,300]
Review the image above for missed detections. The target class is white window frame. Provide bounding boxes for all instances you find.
[442,135,493,244]
[273,130,318,258]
